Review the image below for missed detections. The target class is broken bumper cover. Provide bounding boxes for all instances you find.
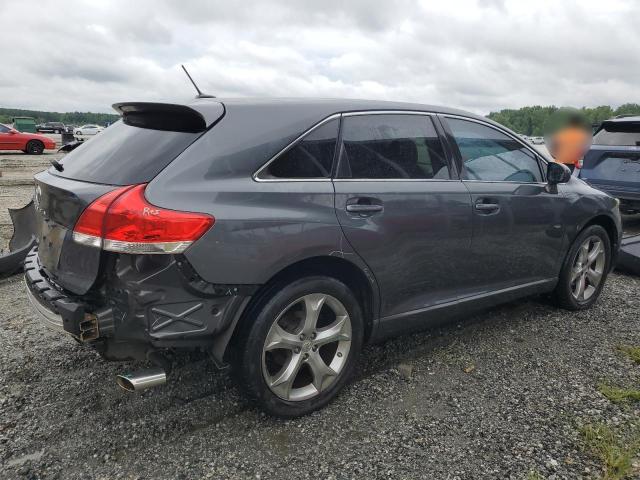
[24,248,87,338]
[23,246,257,363]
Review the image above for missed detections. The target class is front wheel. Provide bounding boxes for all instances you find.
[235,276,364,417]
[553,224,611,310]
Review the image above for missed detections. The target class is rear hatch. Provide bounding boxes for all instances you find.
[579,119,640,197]
[34,101,224,294]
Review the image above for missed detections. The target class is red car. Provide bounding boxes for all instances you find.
[0,123,56,154]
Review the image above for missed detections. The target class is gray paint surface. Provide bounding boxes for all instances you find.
[29,97,623,355]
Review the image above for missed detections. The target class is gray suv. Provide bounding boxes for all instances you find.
[25,98,621,417]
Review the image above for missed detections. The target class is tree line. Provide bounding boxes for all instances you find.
[487,104,640,136]
[0,107,119,126]
[2,103,639,134]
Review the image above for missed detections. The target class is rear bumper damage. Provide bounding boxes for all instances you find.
[0,200,37,277]
[24,246,256,365]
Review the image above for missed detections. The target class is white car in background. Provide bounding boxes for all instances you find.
[74,124,104,136]
[530,136,545,145]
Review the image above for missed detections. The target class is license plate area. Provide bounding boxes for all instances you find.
[37,218,68,274]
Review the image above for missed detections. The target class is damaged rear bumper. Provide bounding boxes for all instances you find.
[24,248,89,338]
[24,246,256,363]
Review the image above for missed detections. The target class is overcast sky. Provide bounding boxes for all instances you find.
[1,0,638,115]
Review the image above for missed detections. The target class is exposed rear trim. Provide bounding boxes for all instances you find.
[25,280,65,331]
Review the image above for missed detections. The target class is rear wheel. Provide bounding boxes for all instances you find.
[235,276,363,417]
[553,225,611,310]
[26,140,44,155]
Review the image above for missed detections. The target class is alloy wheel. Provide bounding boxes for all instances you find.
[571,235,606,301]
[262,293,352,401]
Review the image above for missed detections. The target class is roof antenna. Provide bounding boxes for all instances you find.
[181,64,215,98]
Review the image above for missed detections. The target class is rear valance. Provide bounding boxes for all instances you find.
[113,102,208,133]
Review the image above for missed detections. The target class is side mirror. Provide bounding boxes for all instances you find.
[547,162,571,185]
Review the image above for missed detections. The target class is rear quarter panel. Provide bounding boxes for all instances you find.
[148,176,355,285]
[146,101,375,286]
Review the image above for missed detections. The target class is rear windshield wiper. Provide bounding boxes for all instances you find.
[49,159,64,172]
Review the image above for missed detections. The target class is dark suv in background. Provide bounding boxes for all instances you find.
[25,98,621,417]
[577,116,640,214]
[36,122,67,134]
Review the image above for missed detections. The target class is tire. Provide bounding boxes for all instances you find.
[553,224,611,310]
[234,276,364,417]
[25,140,44,155]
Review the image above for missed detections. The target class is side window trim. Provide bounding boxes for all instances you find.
[253,114,341,182]
[442,114,547,184]
[334,111,458,182]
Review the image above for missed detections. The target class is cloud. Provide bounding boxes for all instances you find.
[0,0,638,115]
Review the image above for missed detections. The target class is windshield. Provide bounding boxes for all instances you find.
[56,120,202,185]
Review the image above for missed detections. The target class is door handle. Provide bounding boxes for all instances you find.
[474,202,500,213]
[346,204,384,213]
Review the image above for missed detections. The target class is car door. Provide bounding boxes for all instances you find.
[333,112,473,324]
[441,115,566,291]
[0,124,20,150]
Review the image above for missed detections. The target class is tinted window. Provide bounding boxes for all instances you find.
[447,118,543,183]
[57,120,201,185]
[593,122,640,146]
[338,114,450,179]
[263,118,338,178]
[0,124,10,133]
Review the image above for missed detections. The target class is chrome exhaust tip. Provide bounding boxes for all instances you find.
[116,367,166,392]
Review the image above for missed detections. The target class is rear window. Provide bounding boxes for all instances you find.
[260,118,339,179]
[593,122,640,146]
[56,120,201,185]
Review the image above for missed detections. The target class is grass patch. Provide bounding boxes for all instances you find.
[598,384,640,404]
[580,423,640,480]
[525,470,545,480]
[617,345,640,365]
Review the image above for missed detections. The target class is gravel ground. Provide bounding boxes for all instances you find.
[1,151,639,479]
[1,271,639,479]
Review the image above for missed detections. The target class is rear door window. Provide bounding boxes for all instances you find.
[446,118,543,183]
[337,114,450,179]
[57,120,202,185]
[259,118,339,179]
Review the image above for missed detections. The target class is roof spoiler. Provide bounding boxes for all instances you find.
[112,102,207,133]
[600,119,640,133]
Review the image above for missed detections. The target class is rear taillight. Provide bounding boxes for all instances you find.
[575,158,583,169]
[73,184,214,254]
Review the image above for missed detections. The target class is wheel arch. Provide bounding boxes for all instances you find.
[226,255,379,360]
